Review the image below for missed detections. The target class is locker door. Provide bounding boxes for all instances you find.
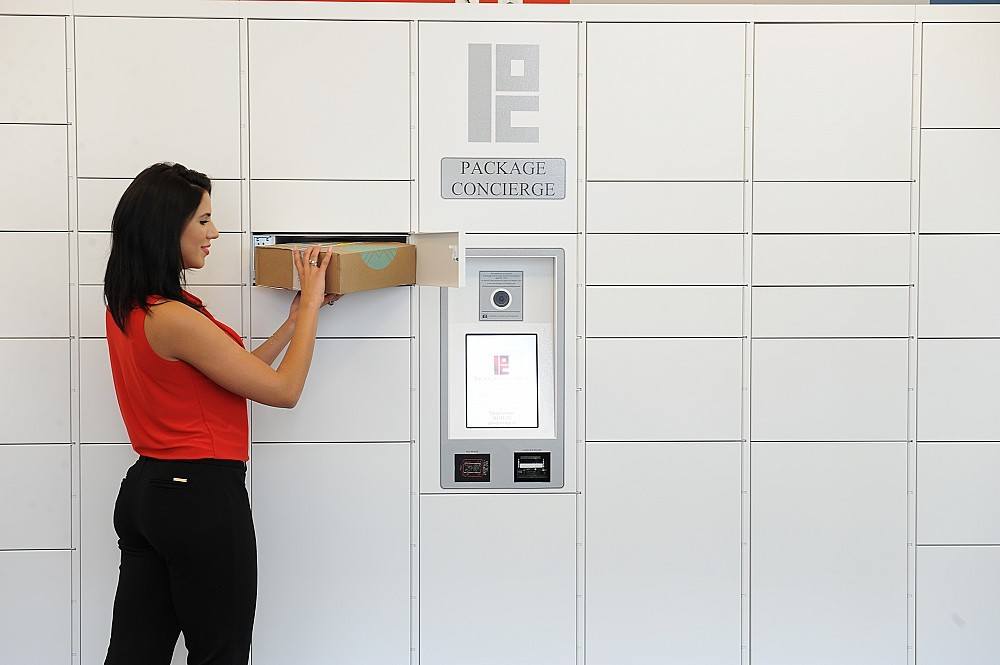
[420,494,576,665]
[0,551,72,664]
[754,23,912,181]
[251,443,410,665]
[0,232,70,336]
[75,17,240,178]
[0,125,68,231]
[587,23,745,180]
[922,23,1000,129]
[752,442,907,664]
[917,547,1000,664]
[0,444,71,549]
[0,339,70,443]
[587,442,741,665]
[0,16,66,123]
[752,339,908,441]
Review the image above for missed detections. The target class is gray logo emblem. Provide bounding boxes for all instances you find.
[468,44,540,144]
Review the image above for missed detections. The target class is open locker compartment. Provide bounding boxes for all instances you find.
[251,231,465,291]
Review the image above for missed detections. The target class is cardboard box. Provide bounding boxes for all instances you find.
[254,242,417,295]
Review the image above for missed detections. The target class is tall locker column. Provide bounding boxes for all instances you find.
[584,22,746,665]
[750,22,913,664]
[0,14,73,664]
[916,21,1000,663]
[246,19,414,665]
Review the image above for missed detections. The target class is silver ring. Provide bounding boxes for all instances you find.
[308,259,318,267]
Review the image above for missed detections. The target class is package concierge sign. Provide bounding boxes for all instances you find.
[441,158,566,200]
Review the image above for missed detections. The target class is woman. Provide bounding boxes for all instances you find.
[102,162,337,664]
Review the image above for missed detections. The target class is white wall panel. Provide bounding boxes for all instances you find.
[0,339,70,443]
[919,340,1000,441]
[249,180,409,234]
[587,234,744,285]
[920,130,1000,233]
[918,443,1000,545]
[586,442,740,665]
[78,178,241,232]
[917,546,1000,665]
[249,20,410,180]
[587,23,745,180]
[0,232,69,336]
[922,23,1000,129]
[0,551,72,665]
[753,235,910,286]
[79,232,243,285]
[919,235,1000,337]
[0,444,70,549]
[586,286,743,338]
[752,339,908,440]
[587,182,743,233]
[251,339,409,442]
[0,16,66,123]
[0,125,68,231]
[752,442,907,665]
[251,286,409,339]
[752,287,909,338]
[252,443,409,665]
[420,494,576,665]
[754,23,912,181]
[79,338,128,444]
[587,338,742,441]
[753,182,911,234]
[75,17,240,178]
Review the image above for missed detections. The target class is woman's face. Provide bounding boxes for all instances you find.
[180,190,218,270]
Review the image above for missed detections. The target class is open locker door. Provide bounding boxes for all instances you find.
[408,232,465,288]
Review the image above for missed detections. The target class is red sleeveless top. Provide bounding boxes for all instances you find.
[105,291,249,461]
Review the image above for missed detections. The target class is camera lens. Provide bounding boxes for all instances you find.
[491,289,511,309]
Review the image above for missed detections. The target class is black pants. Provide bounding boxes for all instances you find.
[105,456,257,665]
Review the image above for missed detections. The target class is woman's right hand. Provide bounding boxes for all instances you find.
[292,245,334,310]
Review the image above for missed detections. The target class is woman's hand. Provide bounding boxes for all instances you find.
[291,245,335,310]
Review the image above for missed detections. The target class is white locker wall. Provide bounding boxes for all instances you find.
[0,4,998,665]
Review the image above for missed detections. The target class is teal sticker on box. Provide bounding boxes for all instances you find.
[361,248,397,271]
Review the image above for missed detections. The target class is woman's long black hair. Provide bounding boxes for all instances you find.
[104,162,211,332]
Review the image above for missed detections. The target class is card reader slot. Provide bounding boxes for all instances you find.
[513,452,551,483]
